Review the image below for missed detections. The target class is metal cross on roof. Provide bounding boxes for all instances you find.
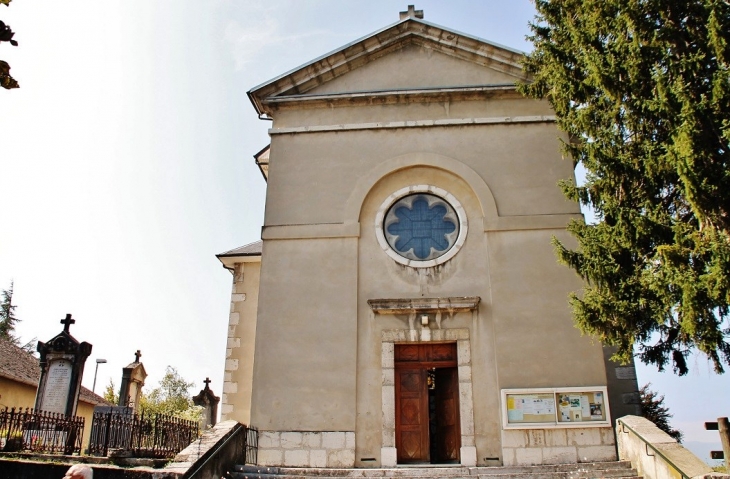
[399,5,424,20]
[204,377,211,389]
[134,350,142,362]
[60,313,75,333]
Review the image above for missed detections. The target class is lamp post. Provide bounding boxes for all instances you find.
[92,358,107,394]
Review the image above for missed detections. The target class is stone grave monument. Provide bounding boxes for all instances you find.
[117,350,147,412]
[34,314,92,417]
[192,377,220,428]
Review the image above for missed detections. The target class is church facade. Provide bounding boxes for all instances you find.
[217,8,639,469]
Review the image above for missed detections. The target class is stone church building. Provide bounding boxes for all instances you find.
[217,7,639,470]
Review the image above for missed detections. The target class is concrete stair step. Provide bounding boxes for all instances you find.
[477,462,635,475]
[267,474,637,479]
[271,462,635,478]
[276,467,470,478]
[472,472,638,479]
[232,475,640,479]
[234,465,283,474]
[242,471,643,479]
[229,461,638,479]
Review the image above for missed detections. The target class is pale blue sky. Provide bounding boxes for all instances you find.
[1,0,726,464]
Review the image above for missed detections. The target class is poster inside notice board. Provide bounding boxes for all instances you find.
[556,391,606,423]
[505,393,556,423]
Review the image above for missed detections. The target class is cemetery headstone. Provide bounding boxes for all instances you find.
[192,377,220,428]
[34,314,92,417]
[117,350,147,412]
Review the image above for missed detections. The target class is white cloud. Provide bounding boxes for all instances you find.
[223,4,333,71]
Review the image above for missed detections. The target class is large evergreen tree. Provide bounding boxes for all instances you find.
[0,281,36,352]
[520,0,730,374]
[0,281,20,344]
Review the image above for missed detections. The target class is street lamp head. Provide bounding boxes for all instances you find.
[92,358,108,394]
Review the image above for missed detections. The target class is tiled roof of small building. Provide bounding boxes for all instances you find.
[217,240,263,257]
[0,337,113,406]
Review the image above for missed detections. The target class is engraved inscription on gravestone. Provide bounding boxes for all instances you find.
[42,359,73,414]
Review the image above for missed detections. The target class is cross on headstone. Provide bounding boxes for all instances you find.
[204,377,211,389]
[60,313,75,333]
[134,350,142,362]
[399,5,424,20]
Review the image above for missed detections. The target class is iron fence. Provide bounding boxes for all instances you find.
[242,425,258,465]
[0,407,85,455]
[88,410,199,458]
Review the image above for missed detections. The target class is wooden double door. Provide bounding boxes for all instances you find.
[395,343,461,464]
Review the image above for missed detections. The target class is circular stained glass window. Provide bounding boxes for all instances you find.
[384,193,460,262]
[375,185,468,268]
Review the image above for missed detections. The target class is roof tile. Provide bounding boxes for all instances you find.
[217,240,263,257]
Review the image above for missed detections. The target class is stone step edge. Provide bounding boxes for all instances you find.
[228,475,642,479]
[264,468,637,479]
[271,462,634,477]
[245,469,637,479]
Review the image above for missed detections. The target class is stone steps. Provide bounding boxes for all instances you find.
[229,476,641,479]
[227,461,639,479]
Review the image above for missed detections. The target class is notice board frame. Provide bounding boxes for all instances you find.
[501,386,611,429]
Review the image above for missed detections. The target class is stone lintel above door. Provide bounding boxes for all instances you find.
[368,297,480,315]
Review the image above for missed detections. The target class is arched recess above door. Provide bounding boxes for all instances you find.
[343,152,499,227]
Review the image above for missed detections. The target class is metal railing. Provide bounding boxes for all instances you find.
[0,407,85,455]
[243,425,258,465]
[88,410,199,458]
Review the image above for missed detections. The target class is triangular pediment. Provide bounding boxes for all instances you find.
[249,18,527,114]
[306,41,518,95]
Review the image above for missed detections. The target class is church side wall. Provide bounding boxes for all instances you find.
[251,238,359,467]
[221,260,260,425]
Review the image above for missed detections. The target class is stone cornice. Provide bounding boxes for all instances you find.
[268,115,556,136]
[368,297,480,314]
[262,85,521,112]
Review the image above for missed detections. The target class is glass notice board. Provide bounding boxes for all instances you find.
[503,388,609,428]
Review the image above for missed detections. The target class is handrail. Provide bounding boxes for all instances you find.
[617,418,690,479]
[185,423,247,479]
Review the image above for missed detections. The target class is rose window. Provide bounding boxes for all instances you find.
[384,194,460,261]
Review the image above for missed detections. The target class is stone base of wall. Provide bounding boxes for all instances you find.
[257,431,355,468]
[501,427,616,466]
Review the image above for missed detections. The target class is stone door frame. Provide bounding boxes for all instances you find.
[378,324,477,466]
